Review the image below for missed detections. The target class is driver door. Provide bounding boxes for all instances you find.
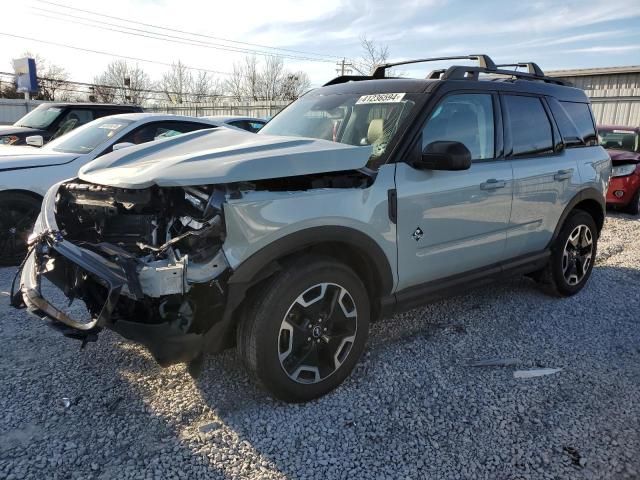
[395,92,513,291]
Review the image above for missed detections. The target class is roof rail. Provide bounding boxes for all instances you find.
[372,54,496,79]
[495,62,545,77]
[441,65,570,86]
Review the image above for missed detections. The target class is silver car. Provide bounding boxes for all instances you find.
[14,55,611,402]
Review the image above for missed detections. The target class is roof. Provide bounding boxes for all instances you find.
[598,125,640,132]
[547,66,640,78]
[204,115,266,123]
[34,102,143,109]
[103,113,222,125]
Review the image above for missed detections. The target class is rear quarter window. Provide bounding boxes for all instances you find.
[559,101,597,146]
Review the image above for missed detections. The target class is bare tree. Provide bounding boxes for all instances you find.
[258,57,285,100]
[351,36,390,75]
[225,62,245,100]
[189,71,222,103]
[92,72,117,103]
[20,51,71,101]
[242,56,260,100]
[94,60,153,104]
[280,71,311,100]
[160,61,192,104]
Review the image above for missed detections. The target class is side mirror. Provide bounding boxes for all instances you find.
[415,141,472,171]
[112,142,135,151]
[25,135,44,147]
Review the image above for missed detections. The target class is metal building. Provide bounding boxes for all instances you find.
[548,66,640,127]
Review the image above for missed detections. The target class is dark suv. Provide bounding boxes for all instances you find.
[0,103,144,146]
[16,55,611,402]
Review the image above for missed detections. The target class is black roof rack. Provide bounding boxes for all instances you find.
[372,54,497,79]
[495,62,545,76]
[440,65,570,86]
[322,54,572,87]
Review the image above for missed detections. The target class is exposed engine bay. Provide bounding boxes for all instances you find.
[25,170,372,364]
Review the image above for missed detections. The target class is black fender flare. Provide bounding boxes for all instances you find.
[549,187,605,246]
[203,226,394,353]
[227,225,394,294]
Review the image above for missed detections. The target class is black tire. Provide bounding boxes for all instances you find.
[0,192,42,267]
[540,210,598,297]
[624,189,640,215]
[237,255,370,402]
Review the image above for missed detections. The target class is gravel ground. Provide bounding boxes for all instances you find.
[1,212,639,480]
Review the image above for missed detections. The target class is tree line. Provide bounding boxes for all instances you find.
[1,52,311,105]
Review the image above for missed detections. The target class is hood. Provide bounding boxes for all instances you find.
[0,125,46,142]
[607,148,640,164]
[79,128,373,188]
[0,145,77,172]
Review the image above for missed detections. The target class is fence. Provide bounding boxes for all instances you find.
[0,98,291,125]
[145,99,291,119]
[0,99,46,124]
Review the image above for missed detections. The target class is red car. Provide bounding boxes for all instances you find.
[599,125,640,214]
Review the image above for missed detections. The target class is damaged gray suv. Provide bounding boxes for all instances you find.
[13,55,611,402]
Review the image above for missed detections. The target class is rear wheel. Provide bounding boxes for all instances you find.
[539,210,598,297]
[0,192,41,267]
[237,256,370,402]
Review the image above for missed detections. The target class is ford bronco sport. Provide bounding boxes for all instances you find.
[13,55,611,402]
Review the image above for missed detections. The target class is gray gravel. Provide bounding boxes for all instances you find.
[1,212,639,480]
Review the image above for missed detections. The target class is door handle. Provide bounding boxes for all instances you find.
[480,179,506,190]
[554,169,573,181]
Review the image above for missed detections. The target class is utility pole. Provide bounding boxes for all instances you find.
[336,58,353,76]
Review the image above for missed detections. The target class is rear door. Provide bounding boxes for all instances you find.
[395,91,514,291]
[503,94,580,258]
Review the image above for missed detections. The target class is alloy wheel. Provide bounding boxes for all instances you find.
[562,224,593,286]
[278,283,358,384]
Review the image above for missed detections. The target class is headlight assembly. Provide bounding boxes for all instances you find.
[611,164,637,178]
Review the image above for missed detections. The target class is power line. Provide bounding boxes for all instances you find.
[35,0,342,61]
[0,71,227,100]
[33,8,335,64]
[0,31,232,75]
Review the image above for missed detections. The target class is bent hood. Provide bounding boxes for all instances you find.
[0,145,77,172]
[607,148,640,164]
[79,128,373,188]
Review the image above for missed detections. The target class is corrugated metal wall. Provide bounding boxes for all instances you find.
[554,72,640,127]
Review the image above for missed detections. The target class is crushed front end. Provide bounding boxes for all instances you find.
[16,179,234,366]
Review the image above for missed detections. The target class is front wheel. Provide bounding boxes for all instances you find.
[237,256,370,402]
[541,210,598,297]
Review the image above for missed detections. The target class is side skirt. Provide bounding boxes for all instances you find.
[382,250,550,316]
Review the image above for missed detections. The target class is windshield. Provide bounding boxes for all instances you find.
[46,117,133,154]
[599,129,639,153]
[14,105,63,129]
[259,93,417,167]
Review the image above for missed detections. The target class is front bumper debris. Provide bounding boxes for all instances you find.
[16,183,232,366]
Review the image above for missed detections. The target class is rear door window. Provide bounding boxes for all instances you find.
[504,95,553,157]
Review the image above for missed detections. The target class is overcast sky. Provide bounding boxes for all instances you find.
[1,0,639,88]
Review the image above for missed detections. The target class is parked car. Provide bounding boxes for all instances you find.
[0,113,223,265]
[14,55,610,402]
[598,125,640,214]
[0,102,144,147]
[205,115,267,133]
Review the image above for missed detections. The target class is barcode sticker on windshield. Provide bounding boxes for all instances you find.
[613,130,634,134]
[99,124,124,130]
[356,93,406,104]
